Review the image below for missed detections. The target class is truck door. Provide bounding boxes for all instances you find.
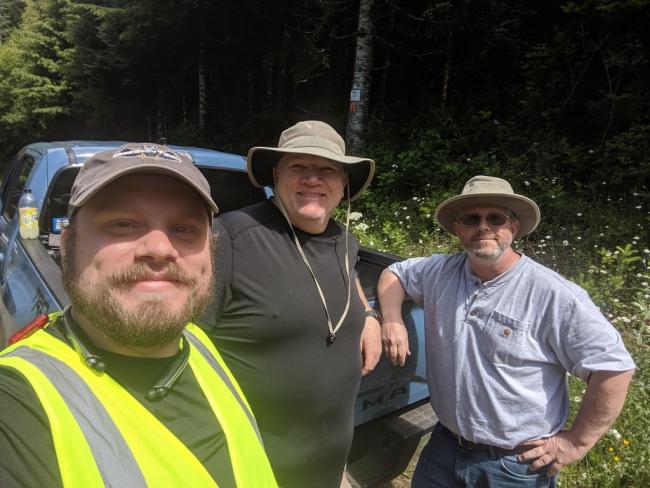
[0,150,40,344]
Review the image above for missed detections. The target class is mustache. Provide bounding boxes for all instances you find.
[106,262,197,288]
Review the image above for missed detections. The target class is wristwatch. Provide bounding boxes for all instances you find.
[365,308,382,322]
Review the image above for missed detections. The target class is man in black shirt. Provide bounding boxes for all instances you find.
[205,121,382,487]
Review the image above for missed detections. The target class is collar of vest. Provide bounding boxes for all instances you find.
[53,307,191,401]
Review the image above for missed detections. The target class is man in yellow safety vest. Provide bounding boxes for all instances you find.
[0,143,277,487]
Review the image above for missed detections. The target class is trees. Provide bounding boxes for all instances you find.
[346,0,375,154]
[0,0,71,149]
[0,0,647,188]
[0,0,26,42]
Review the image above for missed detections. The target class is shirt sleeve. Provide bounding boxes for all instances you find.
[549,294,636,381]
[197,220,233,330]
[0,367,62,488]
[349,231,361,272]
[387,257,431,307]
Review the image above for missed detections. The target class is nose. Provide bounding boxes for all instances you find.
[300,168,322,185]
[477,218,490,230]
[134,229,179,263]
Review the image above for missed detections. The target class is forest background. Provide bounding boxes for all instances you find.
[0,0,649,486]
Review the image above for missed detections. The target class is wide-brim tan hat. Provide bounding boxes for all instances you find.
[434,175,540,238]
[247,120,375,201]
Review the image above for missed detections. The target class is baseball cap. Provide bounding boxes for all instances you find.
[68,143,218,217]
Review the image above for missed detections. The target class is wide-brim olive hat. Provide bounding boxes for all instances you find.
[434,175,540,238]
[69,143,218,217]
[246,120,375,201]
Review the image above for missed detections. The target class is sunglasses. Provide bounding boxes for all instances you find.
[458,213,510,227]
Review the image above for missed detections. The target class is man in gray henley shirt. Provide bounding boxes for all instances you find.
[378,175,635,487]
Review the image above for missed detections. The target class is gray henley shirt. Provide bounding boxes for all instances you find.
[389,253,635,449]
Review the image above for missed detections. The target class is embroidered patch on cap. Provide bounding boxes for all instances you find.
[114,144,182,162]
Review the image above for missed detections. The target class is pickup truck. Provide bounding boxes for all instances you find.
[0,141,436,487]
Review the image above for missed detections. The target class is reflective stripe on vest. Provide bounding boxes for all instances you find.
[0,319,277,488]
[185,328,262,441]
[0,352,128,487]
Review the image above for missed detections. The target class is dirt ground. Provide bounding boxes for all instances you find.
[379,435,429,488]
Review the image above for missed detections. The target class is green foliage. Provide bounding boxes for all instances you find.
[561,347,650,487]
[1,0,649,165]
[0,0,26,43]
[0,0,72,151]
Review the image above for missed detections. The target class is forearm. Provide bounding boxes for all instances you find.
[377,269,407,322]
[355,277,372,310]
[356,277,382,374]
[568,369,635,449]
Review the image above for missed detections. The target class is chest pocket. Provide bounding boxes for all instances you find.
[479,310,532,366]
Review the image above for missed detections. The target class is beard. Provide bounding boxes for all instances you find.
[62,228,215,348]
[463,233,510,262]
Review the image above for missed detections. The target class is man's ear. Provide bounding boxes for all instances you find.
[60,228,69,259]
[452,221,460,237]
[511,218,520,237]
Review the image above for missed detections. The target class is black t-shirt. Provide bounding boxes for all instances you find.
[0,317,235,488]
[204,199,365,488]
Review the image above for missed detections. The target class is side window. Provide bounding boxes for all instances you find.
[3,154,36,221]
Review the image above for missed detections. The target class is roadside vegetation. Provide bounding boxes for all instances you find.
[338,117,649,487]
[1,1,648,483]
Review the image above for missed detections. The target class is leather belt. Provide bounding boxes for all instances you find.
[440,425,530,456]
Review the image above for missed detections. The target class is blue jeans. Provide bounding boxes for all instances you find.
[412,423,557,488]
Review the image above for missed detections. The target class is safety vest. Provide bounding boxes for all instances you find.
[0,315,277,488]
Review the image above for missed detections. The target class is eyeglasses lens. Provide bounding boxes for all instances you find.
[459,213,508,226]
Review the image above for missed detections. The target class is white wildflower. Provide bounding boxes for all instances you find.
[609,428,622,440]
[354,223,369,232]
